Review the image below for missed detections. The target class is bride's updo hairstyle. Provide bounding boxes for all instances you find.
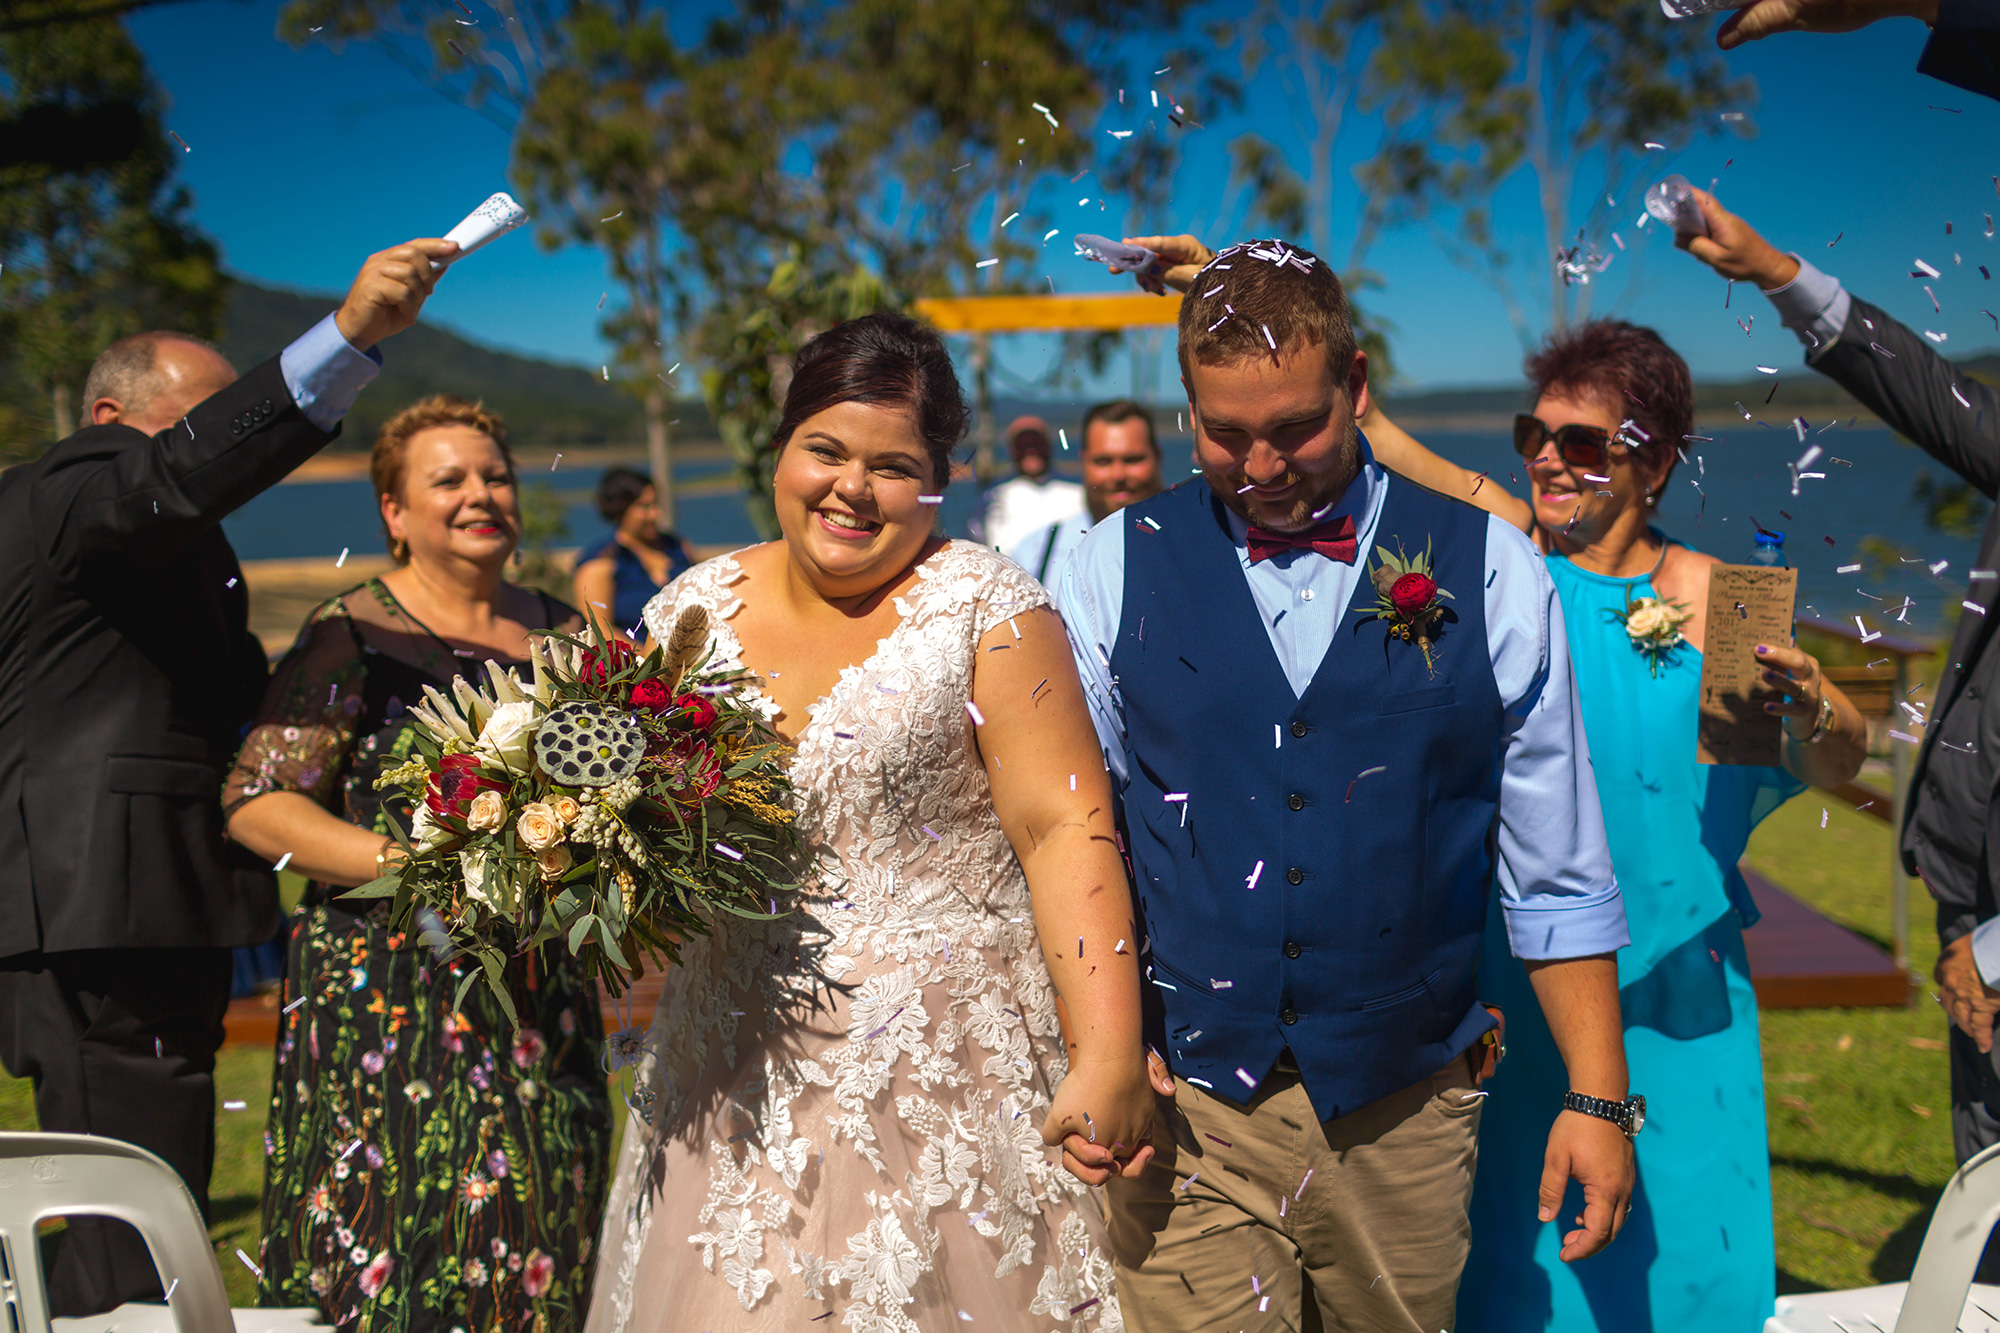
[770,312,969,491]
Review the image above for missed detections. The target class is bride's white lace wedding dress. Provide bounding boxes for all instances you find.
[585,540,1122,1333]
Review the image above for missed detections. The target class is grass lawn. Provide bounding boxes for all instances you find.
[1745,795,1956,1294]
[0,799,1960,1306]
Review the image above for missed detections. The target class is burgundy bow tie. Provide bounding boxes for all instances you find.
[1245,513,1358,565]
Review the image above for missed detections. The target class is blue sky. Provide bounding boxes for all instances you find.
[125,0,2000,395]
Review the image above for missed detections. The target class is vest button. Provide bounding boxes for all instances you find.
[1286,867,1304,886]
[1291,721,1308,738]
[1284,942,1301,959]
[1287,793,1305,811]
[1281,1008,1298,1025]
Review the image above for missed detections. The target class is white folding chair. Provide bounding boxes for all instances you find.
[0,1132,321,1333]
[1765,1140,2000,1333]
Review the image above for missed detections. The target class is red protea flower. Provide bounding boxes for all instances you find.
[652,734,722,802]
[424,753,506,818]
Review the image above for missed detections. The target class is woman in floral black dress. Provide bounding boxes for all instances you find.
[224,397,610,1332]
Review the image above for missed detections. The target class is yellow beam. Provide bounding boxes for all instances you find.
[911,292,1181,334]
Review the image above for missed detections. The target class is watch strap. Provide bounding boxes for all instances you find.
[1563,1090,1636,1136]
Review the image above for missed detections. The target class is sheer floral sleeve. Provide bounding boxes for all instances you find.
[223,596,369,818]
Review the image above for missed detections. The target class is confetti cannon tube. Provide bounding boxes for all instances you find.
[1657,0,1752,15]
[438,191,528,265]
[1645,174,1710,239]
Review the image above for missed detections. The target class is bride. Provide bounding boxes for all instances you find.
[585,313,1156,1333]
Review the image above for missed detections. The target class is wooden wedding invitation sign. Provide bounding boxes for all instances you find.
[1697,563,1799,766]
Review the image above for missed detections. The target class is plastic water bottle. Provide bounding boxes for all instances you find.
[1645,175,1710,239]
[1751,530,1788,567]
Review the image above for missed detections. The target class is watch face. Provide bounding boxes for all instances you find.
[1628,1095,1646,1136]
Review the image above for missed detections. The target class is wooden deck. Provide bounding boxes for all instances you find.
[1739,866,1911,1009]
[220,872,1907,1048]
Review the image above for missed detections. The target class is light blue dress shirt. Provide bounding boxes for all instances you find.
[1005,512,1092,591]
[1763,255,1854,363]
[1056,440,1629,962]
[278,313,381,432]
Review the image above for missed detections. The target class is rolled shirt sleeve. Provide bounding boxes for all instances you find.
[1483,516,1630,960]
[279,312,383,432]
[1055,514,1130,785]
[1762,256,1852,363]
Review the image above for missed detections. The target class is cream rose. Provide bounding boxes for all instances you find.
[1625,600,1683,642]
[536,845,574,882]
[516,803,564,852]
[466,789,508,833]
[549,795,582,826]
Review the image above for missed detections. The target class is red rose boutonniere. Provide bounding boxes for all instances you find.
[1357,538,1454,674]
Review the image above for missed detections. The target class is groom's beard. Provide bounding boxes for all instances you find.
[1209,415,1362,533]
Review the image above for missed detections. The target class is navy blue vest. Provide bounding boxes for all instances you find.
[1112,475,1503,1119]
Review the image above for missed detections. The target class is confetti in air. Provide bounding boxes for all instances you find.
[273,852,293,872]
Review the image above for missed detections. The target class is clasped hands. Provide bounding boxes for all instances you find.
[1041,1047,1177,1185]
[1938,934,2000,1053]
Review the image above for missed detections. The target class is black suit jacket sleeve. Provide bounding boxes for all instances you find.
[35,355,337,585]
[1814,295,2000,498]
[1920,0,2000,105]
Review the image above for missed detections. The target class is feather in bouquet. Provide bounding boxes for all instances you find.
[359,607,800,1021]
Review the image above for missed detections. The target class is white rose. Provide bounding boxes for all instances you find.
[460,847,493,905]
[476,701,541,773]
[466,789,507,833]
[411,804,454,852]
[516,803,563,852]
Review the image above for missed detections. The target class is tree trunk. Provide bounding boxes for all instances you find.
[50,381,72,440]
[644,381,674,534]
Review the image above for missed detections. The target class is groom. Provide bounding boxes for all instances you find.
[0,234,455,1314]
[1056,239,1637,1332]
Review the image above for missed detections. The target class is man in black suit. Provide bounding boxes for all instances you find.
[0,234,456,1313]
[1676,192,2000,1161]
[1713,0,2000,106]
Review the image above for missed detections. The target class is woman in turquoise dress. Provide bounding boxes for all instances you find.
[1367,319,1870,1331]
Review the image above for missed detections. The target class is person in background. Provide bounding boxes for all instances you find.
[223,396,609,1331]
[973,413,1084,554]
[1675,188,2000,1164]
[1007,399,1164,590]
[1713,0,1999,104]
[571,465,691,643]
[0,236,452,1316]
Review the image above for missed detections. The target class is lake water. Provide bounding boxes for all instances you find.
[223,425,1982,639]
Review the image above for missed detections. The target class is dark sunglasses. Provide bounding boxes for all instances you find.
[1513,413,1620,469]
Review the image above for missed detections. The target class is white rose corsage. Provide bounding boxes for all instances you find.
[1609,594,1692,678]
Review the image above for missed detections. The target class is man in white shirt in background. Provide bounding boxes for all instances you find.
[1007,399,1165,590]
[973,414,1084,553]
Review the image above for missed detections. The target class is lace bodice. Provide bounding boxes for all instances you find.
[588,541,1121,1333]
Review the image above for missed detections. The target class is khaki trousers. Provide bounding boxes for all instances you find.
[1104,1061,1483,1333]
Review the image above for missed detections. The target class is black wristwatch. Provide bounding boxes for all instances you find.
[1563,1091,1646,1139]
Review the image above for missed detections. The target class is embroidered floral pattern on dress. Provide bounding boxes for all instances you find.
[587,542,1121,1333]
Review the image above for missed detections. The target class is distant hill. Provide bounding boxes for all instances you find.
[221,278,712,450]
[1379,349,2000,427]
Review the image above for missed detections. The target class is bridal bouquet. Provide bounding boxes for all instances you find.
[360,607,800,1019]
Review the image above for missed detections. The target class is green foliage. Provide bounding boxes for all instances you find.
[0,2,226,445]
[698,255,894,538]
[1356,0,1755,339]
[1913,469,1992,542]
[512,479,573,598]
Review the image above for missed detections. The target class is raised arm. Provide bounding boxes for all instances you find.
[972,601,1157,1185]
[1680,189,2000,498]
[37,238,457,583]
[1363,403,1534,531]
